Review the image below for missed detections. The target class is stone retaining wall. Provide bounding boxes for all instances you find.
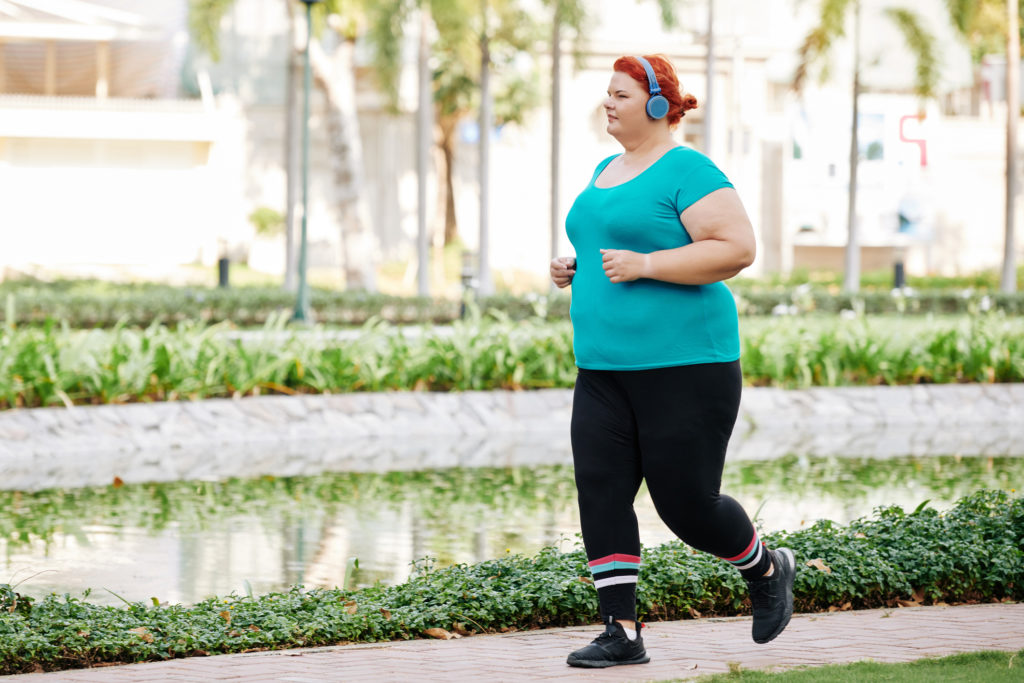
[0,384,1021,491]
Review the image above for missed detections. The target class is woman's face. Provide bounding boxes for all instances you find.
[604,70,652,139]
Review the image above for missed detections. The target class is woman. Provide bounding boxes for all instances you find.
[551,54,795,669]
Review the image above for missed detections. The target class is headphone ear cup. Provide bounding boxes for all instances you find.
[646,94,670,120]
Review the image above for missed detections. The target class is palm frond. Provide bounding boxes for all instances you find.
[885,7,939,100]
[365,0,414,107]
[943,0,976,36]
[187,0,236,62]
[792,0,855,92]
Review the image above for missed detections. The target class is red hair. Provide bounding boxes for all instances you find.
[613,54,698,126]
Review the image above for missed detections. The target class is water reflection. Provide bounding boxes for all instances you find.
[1,455,1020,606]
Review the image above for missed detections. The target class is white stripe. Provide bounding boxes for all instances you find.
[594,575,638,590]
[735,544,764,571]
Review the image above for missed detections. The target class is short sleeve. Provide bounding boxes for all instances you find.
[673,158,734,214]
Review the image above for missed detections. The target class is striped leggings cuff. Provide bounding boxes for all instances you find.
[721,533,765,571]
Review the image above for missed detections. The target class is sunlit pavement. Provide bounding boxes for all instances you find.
[9,602,1024,681]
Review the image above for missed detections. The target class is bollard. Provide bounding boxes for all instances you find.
[460,250,477,319]
[893,261,905,290]
[218,257,230,288]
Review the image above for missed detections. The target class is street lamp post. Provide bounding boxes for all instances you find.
[293,0,321,323]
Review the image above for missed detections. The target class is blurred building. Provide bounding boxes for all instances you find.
[0,0,1020,286]
[0,0,247,277]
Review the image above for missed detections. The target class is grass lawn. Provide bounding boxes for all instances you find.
[684,649,1023,682]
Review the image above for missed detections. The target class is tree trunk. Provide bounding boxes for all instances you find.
[416,8,432,296]
[478,24,494,296]
[843,0,862,294]
[971,62,982,117]
[704,0,714,157]
[1003,0,1019,293]
[439,114,459,245]
[550,5,561,291]
[309,39,377,291]
[283,0,301,292]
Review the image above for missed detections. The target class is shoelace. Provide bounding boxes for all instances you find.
[748,578,778,609]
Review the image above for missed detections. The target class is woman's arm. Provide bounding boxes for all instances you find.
[600,187,756,285]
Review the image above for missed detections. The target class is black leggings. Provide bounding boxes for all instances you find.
[571,361,766,620]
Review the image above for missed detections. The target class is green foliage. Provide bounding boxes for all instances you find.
[5,278,1024,328]
[367,0,541,120]
[248,207,285,237]
[0,312,1022,408]
[0,491,1019,674]
[793,0,854,91]
[944,0,1011,65]
[187,0,236,62]
[697,648,1024,682]
[793,1,939,107]
[884,7,939,100]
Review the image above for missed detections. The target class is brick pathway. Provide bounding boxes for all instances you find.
[9,603,1023,682]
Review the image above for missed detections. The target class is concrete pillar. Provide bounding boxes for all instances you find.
[95,41,109,98]
[760,140,786,275]
[44,40,56,95]
[0,40,7,93]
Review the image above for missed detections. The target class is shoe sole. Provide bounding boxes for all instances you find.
[566,654,651,668]
[754,547,795,645]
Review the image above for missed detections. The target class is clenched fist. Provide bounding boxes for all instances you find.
[600,249,649,283]
[550,256,576,288]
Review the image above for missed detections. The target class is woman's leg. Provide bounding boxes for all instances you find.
[621,361,771,579]
[621,361,795,645]
[571,368,644,622]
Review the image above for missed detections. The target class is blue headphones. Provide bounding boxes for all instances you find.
[635,56,670,120]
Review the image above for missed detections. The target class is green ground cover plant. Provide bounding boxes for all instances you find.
[689,648,1023,682]
[0,490,1020,674]
[4,277,1024,327]
[1,314,1022,409]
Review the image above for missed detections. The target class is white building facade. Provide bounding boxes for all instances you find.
[1,0,1019,287]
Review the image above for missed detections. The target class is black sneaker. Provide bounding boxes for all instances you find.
[566,616,650,668]
[748,547,795,644]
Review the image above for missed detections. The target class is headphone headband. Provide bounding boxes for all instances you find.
[633,55,669,120]
[635,56,661,95]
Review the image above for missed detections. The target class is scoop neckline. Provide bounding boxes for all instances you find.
[591,145,684,190]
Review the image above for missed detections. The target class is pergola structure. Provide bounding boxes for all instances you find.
[0,0,175,99]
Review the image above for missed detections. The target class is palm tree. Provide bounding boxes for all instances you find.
[1004,0,1019,293]
[369,0,539,296]
[188,0,377,291]
[943,0,1020,292]
[545,0,587,289]
[794,0,939,293]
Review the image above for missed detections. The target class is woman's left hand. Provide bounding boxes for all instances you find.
[600,249,649,283]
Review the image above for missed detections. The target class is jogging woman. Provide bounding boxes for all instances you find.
[551,54,795,669]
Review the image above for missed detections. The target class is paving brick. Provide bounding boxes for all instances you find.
[7,604,1024,681]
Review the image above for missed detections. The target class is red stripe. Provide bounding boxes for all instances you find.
[588,553,642,567]
[722,535,759,563]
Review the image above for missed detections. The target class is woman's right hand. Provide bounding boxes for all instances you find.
[550,256,577,288]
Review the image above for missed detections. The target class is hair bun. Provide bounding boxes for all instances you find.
[681,94,699,112]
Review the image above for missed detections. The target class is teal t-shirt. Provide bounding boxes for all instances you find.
[565,145,740,370]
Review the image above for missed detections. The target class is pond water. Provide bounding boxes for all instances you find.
[2,454,1020,607]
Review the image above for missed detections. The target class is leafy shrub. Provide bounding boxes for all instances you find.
[0,491,1019,674]
[1,314,1023,409]
[248,207,285,237]
[4,278,1024,327]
